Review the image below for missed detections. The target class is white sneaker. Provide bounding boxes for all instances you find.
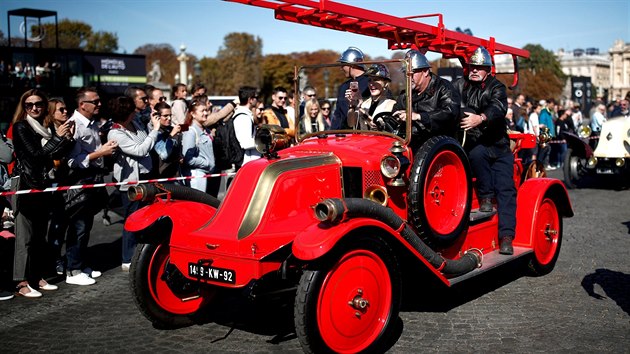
[66,272,96,286]
[83,269,102,278]
[121,263,131,272]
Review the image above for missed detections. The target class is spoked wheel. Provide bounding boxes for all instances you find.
[408,136,472,246]
[563,148,586,189]
[528,197,563,275]
[295,236,401,354]
[131,243,217,328]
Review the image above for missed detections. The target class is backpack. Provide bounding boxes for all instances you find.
[213,113,246,171]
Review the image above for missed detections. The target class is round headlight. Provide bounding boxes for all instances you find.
[587,157,598,167]
[615,158,625,167]
[380,155,401,178]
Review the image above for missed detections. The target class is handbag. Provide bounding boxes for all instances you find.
[64,179,109,217]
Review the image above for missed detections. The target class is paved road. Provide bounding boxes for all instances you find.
[1,171,629,353]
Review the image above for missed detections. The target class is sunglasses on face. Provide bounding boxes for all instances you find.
[139,96,149,102]
[24,101,45,110]
[158,97,166,102]
[160,114,172,119]
[82,99,101,106]
[321,107,330,111]
[276,96,287,101]
[306,93,316,98]
[58,107,67,113]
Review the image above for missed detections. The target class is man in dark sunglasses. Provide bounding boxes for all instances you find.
[146,85,166,115]
[124,86,151,132]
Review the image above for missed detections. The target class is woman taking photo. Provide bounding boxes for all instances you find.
[152,101,182,179]
[107,96,160,271]
[12,89,74,297]
[43,98,72,276]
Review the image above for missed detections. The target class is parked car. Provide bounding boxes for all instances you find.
[563,116,630,188]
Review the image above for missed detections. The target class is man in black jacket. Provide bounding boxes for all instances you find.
[393,49,460,148]
[453,46,515,255]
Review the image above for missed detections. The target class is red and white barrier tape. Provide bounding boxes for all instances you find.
[0,172,236,197]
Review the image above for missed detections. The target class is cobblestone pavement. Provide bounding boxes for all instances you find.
[1,172,629,353]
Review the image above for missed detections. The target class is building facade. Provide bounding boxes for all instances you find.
[609,39,630,101]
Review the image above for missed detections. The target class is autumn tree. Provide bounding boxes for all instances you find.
[134,43,183,86]
[497,44,566,101]
[30,19,118,52]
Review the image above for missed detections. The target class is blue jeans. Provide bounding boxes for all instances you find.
[121,193,141,264]
[65,209,94,273]
[468,143,517,238]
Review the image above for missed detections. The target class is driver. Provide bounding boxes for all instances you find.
[347,64,396,131]
[453,46,514,255]
[392,49,460,147]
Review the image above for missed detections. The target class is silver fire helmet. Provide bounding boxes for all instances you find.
[468,46,493,67]
[338,46,365,65]
[405,49,431,71]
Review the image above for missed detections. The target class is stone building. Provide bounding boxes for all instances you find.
[609,39,630,101]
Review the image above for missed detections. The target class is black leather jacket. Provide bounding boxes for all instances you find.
[394,73,460,137]
[453,75,508,147]
[13,120,74,189]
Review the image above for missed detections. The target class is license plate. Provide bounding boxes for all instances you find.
[188,263,236,284]
[597,168,614,174]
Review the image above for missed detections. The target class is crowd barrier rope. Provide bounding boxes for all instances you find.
[0,172,236,197]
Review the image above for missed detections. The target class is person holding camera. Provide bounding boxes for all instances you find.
[107,96,160,271]
[152,101,183,179]
[66,87,118,285]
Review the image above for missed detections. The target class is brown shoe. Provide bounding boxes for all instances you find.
[499,236,514,255]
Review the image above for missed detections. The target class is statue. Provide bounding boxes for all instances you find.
[147,60,162,83]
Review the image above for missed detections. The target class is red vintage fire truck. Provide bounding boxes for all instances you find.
[125,1,573,353]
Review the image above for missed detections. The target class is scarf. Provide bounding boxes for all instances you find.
[26,115,53,146]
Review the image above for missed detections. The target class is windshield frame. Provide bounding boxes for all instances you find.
[294,58,413,146]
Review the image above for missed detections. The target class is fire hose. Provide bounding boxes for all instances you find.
[314,198,482,276]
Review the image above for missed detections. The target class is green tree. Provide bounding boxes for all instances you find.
[85,31,118,52]
[215,32,263,94]
[28,19,118,52]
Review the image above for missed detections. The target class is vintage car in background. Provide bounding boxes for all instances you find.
[563,116,630,188]
[124,1,573,352]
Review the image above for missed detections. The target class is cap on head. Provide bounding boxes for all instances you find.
[338,46,365,65]
[366,64,391,81]
[405,49,431,71]
[468,46,493,67]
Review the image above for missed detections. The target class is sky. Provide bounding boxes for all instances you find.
[2,0,629,61]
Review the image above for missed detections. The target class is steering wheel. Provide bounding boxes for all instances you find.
[374,113,404,137]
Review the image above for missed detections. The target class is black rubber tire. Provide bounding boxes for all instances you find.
[562,148,584,189]
[130,243,213,329]
[294,235,401,354]
[408,136,472,246]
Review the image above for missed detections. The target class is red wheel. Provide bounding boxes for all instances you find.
[409,136,472,246]
[423,150,469,235]
[529,197,562,275]
[131,243,216,328]
[295,236,401,353]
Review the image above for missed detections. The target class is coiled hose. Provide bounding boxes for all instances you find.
[127,183,221,208]
[315,198,481,276]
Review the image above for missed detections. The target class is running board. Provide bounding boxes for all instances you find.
[447,247,533,286]
[469,209,497,224]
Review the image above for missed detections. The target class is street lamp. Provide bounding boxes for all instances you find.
[323,68,330,99]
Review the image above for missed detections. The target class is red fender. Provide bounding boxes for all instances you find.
[293,218,451,285]
[515,178,573,247]
[125,199,217,240]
